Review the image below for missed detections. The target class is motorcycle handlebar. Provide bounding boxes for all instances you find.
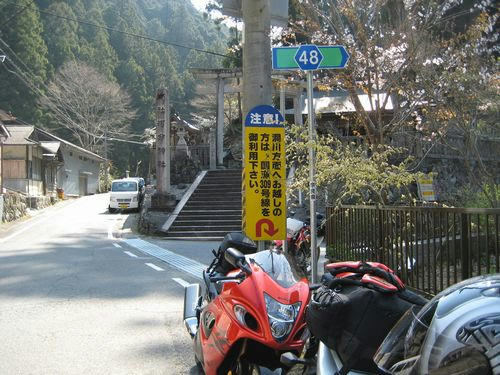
[236,260,252,276]
[209,273,245,283]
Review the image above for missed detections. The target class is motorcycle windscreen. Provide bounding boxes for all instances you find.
[246,250,298,288]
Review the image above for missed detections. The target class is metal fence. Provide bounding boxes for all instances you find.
[326,205,500,296]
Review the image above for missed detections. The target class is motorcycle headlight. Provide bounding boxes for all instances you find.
[264,293,301,342]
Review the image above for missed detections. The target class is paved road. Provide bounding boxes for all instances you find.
[0,193,202,375]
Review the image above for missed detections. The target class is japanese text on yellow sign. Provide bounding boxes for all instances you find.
[243,105,286,241]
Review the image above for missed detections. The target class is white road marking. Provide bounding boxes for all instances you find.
[172,278,190,288]
[113,243,122,248]
[145,263,165,272]
[107,213,122,240]
[107,224,114,240]
[122,238,206,280]
[124,251,138,258]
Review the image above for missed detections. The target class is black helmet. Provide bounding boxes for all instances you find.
[374,274,500,375]
[213,233,257,275]
[219,232,257,254]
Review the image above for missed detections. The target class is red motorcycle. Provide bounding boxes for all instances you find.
[273,216,324,277]
[183,233,310,375]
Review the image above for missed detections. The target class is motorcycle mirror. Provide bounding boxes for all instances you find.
[280,352,308,366]
[224,247,244,266]
[225,248,252,275]
[309,283,322,291]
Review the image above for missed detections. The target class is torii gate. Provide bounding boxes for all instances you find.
[190,68,304,169]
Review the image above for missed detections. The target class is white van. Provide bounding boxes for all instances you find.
[108,178,143,212]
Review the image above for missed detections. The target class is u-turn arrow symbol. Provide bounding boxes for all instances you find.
[255,219,279,237]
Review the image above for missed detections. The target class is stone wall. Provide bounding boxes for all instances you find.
[1,192,27,223]
[27,195,56,210]
[1,193,57,223]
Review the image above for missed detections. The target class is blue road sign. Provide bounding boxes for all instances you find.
[294,45,323,71]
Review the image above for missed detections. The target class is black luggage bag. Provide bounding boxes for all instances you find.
[306,262,427,374]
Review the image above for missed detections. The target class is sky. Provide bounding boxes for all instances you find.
[190,0,240,28]
[190,0,209,12]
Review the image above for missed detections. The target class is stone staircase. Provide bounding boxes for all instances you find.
[164,169,242,239]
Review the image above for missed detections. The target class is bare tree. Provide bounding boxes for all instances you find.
[40,61,136,153]
[288,0,497,146]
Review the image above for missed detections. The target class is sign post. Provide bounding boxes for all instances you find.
[272,44,349,282]
[243,105,286,242]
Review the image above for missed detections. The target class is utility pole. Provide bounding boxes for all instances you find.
[242,0,272,117]
[242,0,272,251]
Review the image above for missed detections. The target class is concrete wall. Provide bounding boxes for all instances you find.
[3,178,43,195]
[57,145,101,196]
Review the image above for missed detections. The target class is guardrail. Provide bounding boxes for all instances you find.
[326,205,500,295]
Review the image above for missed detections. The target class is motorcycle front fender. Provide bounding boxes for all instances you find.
[183,283,201,338]
[317,342,370,375]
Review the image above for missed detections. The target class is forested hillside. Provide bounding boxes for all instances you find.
[0,0,227,174]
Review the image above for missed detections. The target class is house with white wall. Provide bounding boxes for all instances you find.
[33,128,104,197]
[2,120,104,197]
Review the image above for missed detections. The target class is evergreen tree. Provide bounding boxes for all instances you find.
[42,2,80,70]
[0,0,50,120]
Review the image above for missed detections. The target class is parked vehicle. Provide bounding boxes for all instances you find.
[282,261,428,375]
[273,214,325,277]
[129,177,145,204]
[183,233,311,375]
[108,178,144,213]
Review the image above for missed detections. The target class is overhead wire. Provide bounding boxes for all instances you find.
[0,36,148,143]
[0,0,224,150]
[0,0,35,31]
[0,41,145,149]
[0,0,220,128]
[0,0,228,58]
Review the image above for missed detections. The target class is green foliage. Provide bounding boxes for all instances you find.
[458,184,500,209]
[0,0,50,119]
[286,124,423,206]
[0,0,228,177]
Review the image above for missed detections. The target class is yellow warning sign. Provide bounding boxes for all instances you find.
[417,175,436,202]
[243,105,286,241]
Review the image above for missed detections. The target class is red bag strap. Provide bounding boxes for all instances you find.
[325,261,405,292]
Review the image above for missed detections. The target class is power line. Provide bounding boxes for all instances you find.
[1,0,228,58]
[0,36,144,136]
[34,8,229,58]
[0,40,145,146]
[0,0,224,114]
[0,38,189,145]
[0,0,35,31]
[105,136,148,146]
